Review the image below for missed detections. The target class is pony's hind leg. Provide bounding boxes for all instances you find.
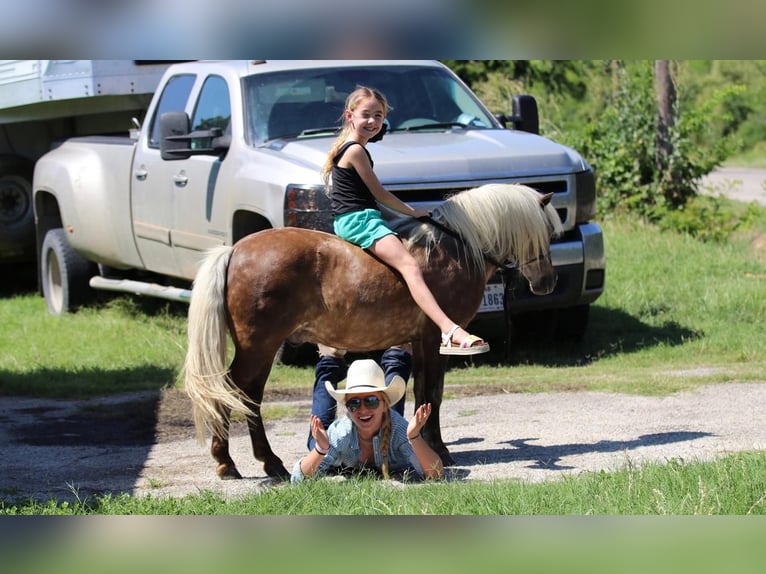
[210,406,243,479]
[212,440,243,479]
[231,351,289,480]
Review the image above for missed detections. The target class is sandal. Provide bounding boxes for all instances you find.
[439,324,490,356]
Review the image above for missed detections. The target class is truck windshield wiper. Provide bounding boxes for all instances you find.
[268,126,341,141]
[397,122,471,132]
[299,126,341,137]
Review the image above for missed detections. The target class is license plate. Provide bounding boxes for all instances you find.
[479,283,505,312]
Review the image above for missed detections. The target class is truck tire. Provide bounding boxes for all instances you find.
[509,304,590,347]
[555,304,590,343]
[40,228,94,315]
[0,159,35,262]
[274,341,316,366]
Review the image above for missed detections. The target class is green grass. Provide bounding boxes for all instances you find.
[0,296,188,397]
[3,451,765,515]
[725,142,766,169]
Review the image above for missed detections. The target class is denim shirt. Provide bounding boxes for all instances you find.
[291,410,423,484]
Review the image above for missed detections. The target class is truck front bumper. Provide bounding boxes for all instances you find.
[477,222,605,318]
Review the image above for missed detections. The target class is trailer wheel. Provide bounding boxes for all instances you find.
[40,228,94,315]
[0,159,35,262]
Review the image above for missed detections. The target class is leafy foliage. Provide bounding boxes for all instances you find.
[450,60,760,241]
[569,62,744,233]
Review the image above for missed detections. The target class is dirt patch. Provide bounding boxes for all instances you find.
[6,384,520,449]
[2,383,766,504]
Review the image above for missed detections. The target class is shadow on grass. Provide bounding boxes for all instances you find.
[447,430,712,475]
[3,262,699,373]
[0,366,177,399]
[455,305,702,369]
[278,304,702,370]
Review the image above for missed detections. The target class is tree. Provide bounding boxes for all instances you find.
[655,61,675,179]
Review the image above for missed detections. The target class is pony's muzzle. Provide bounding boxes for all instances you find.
[529,271,557,296]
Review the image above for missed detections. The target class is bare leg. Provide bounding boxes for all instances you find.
[368,234,486,350]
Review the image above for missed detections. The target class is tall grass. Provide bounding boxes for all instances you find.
[3,451,765,515]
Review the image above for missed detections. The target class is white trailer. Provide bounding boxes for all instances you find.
[0,60,176,263]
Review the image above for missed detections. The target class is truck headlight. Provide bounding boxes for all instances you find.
[575,170,597,223]
[284,185,333,232]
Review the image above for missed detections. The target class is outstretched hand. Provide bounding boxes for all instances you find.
[310,414,330,451]
[407,403,432,440]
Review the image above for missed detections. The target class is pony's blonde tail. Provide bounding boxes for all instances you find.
[183,245,254,443]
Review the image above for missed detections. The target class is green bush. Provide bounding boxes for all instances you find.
[655,194,760,242]
[464,60,759,242]
[570,61,747,240]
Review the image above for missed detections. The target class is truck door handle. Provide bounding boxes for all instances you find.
[134,168,148,181]
[173,174,188,187]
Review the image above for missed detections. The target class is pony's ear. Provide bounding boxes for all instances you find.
[539,192,554,207]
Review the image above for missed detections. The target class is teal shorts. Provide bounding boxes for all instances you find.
[334,209,397,249]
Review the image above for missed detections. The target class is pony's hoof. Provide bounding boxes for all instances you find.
[217,464,243,480]
[438,449,455,467]
[265,460,290,480]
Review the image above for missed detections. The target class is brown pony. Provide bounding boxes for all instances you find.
[183,183,562,479]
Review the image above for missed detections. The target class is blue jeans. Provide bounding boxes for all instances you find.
[307,347,412,450]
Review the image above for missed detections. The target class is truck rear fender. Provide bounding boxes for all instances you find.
[33,139,144,268]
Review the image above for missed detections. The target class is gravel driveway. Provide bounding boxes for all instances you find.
[700,167,766,205]
[2,382,764,504]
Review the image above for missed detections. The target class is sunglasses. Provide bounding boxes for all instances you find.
[345,396,381,412]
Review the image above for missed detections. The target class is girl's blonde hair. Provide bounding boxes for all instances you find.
[321,85,391,191]
[378,393,393,480]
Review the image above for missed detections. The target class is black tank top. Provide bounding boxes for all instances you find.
[331,142,377,216]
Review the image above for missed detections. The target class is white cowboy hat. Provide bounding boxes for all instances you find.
[325,359,405,405]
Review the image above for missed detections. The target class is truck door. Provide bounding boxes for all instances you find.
[131,73,196,277]
[168,74,232,279]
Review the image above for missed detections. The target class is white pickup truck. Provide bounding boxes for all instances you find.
[33,59,605,348]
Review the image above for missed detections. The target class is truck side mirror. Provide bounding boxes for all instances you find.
[160,111,229,160]
[160,112,192,160]
[510,95,539,135]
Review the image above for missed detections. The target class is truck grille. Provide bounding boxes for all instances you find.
[390,179,571,232]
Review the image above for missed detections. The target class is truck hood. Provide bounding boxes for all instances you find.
[263,128,589,184]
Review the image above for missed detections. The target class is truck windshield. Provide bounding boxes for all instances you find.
[243,65,497,144]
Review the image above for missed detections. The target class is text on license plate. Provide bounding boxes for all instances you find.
[479,283,504,312]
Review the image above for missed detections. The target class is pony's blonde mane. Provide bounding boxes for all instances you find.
[403,183,563,270]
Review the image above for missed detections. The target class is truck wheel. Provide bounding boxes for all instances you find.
[510,309,556,346]
[274,341,316,366]
[40,228,94,315]
[555,304,590,343]
[510,305,591,347]
[0,160,35,262]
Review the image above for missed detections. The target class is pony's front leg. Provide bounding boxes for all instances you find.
[210,407,242,479]
[412,341,455,466]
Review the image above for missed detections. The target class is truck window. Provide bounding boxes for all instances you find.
[191,75,231,134]
[148,73,196,148]
[243,65,496,144]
